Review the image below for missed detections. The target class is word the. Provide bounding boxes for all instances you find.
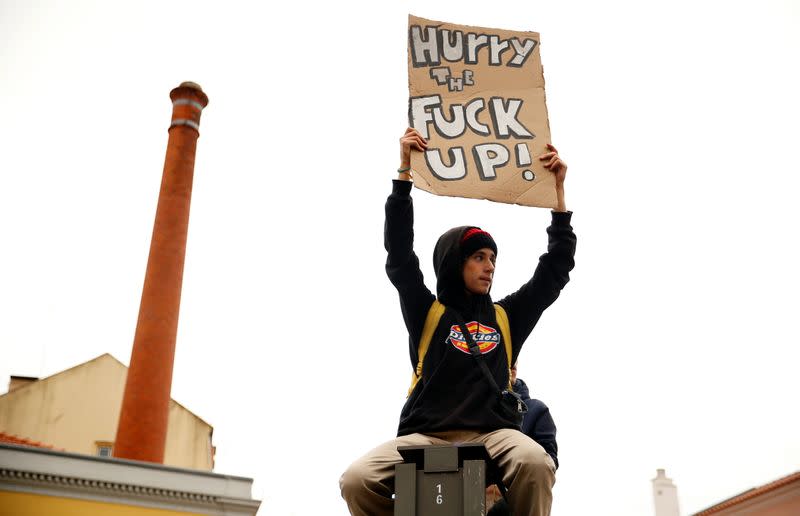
[430,67,474,92]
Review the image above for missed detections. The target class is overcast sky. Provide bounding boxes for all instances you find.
[2,1,799,515]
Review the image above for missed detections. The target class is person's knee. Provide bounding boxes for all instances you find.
[340,461,367,498]
[512,442,555,484]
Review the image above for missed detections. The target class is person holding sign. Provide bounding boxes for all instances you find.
[339,128,575,516]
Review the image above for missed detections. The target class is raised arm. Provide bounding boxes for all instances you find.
[397,127,426,181]
[540,143,568,212]
[497,144,576,356]
[385,128,435,357]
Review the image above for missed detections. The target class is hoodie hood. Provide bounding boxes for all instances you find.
[433,225,494,313]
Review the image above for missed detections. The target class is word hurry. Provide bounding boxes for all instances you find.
[410,25,538,68]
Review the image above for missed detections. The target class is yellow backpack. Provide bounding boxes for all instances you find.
[407,300,513,396]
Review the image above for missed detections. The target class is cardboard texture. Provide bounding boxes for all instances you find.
[407,14,554,207]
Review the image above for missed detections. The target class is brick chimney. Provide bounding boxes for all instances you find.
[114,82,209,463]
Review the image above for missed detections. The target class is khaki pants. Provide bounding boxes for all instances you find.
[340,429,555,516]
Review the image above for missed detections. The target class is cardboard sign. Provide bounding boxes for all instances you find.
[407,15,554,207]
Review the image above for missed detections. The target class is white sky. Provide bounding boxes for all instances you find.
[1,1,799,514]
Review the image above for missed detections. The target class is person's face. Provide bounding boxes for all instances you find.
[462,248,496,295]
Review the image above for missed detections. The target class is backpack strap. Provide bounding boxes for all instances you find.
[494,304,513,390]
[407,299,446,396]
[407,301,514,396]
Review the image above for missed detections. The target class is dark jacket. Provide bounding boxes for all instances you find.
[385,180,576,437]
[514,378,558,469]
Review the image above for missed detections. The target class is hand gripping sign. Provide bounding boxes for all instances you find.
[407,14,555,208]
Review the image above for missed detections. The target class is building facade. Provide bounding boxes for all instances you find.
[692,471,800,515]
[0,443,259,516]
[0,354,214,471]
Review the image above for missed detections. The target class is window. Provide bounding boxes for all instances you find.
[95,441,113,457]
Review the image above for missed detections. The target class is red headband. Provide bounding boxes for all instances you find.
[461,228,492,243]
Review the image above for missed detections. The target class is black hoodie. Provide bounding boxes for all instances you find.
[385,180,576,436]
[514,378,559,469]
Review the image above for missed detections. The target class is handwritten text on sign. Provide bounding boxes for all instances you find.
[407,15,553,207]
